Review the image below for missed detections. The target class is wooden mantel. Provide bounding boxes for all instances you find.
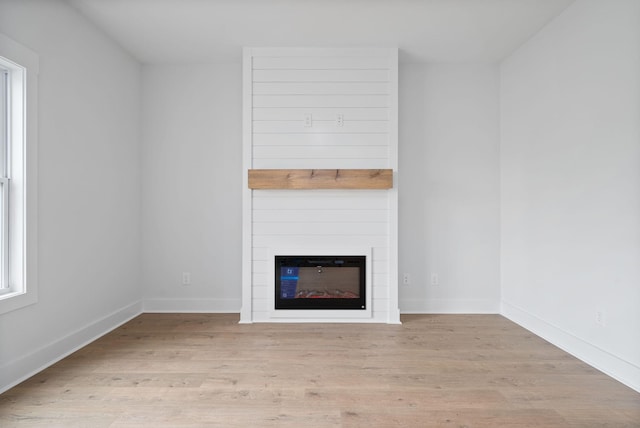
[248,169,393,190]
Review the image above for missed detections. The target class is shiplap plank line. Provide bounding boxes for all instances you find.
[250,260,265,274]
[253,95,388,108]
[252,273,269,286]
[253,146,388,159]
[252,193,388,208]
[253,221,387,236]
[250,47,394,58]
[252,121,388,134]
[253,133,388,146]
[251,288,269,300]
[253,69,389,82]
[252,56,390,70]
[372,273,389,287]
[253,82,389,95]
[252,192,390,201]
[253,146,387,159]
[253,209,388,223]
[253,108,389,121]
[252,235,389,248]
[253,159,389,169]
[252,248,270,261]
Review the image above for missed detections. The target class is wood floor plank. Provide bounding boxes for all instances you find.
[1,314,639,427]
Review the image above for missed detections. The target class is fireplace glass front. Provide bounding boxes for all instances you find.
[275,255,366,310]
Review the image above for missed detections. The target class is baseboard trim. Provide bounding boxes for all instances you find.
[0,300,143,394]
[400,298,500,314]
[143,298,241,313]
[501,300,640,393]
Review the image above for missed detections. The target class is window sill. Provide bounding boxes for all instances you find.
[0,288,37,315]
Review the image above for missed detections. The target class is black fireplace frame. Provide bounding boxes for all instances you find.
[274,255,366,310]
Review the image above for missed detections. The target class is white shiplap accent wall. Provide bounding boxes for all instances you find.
[242,48,399,323]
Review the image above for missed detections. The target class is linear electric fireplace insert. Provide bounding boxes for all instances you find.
[275,255,366,310]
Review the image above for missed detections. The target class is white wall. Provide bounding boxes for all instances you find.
[141,64,242,311]
[500,0,640,391]
[141,61,500,316]
[0,0,142,392]
[399,64,500,313]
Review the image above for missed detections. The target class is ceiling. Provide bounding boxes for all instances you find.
[66,0,575,64]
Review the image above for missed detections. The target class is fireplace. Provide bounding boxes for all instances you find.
[275,255,366,310]
[242,47,399,323]
[267,247,373,320]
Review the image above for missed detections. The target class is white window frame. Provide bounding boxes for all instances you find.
[0,33,38,315]
[1,64,8,290]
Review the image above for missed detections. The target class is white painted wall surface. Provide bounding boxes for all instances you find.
[0,0,142,391]
[140,61,500,317]
[141,64,242,312]
[399,64,500,313]
[500,0,640,391]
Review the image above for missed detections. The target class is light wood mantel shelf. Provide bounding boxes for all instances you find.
[248,169,393,190]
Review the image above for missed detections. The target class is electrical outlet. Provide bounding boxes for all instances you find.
[304,113,313,127]
[402,273,410,285]
[182,272,191,286]
[336,113,344,127]
[596,309,606,327]
[430,273,439,286]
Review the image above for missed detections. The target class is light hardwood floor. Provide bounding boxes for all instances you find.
[1,314,639,427]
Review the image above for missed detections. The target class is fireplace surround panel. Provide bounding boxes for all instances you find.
[242,47,399,323]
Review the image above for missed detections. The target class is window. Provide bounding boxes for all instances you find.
[1,64,8,291]
[0,33,38,314]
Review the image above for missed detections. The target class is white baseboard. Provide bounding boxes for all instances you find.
[387,307,402,324]
[143,298,241,313]
[501,300,640,393]
[400,298,500,314]
[0,301,143,394]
